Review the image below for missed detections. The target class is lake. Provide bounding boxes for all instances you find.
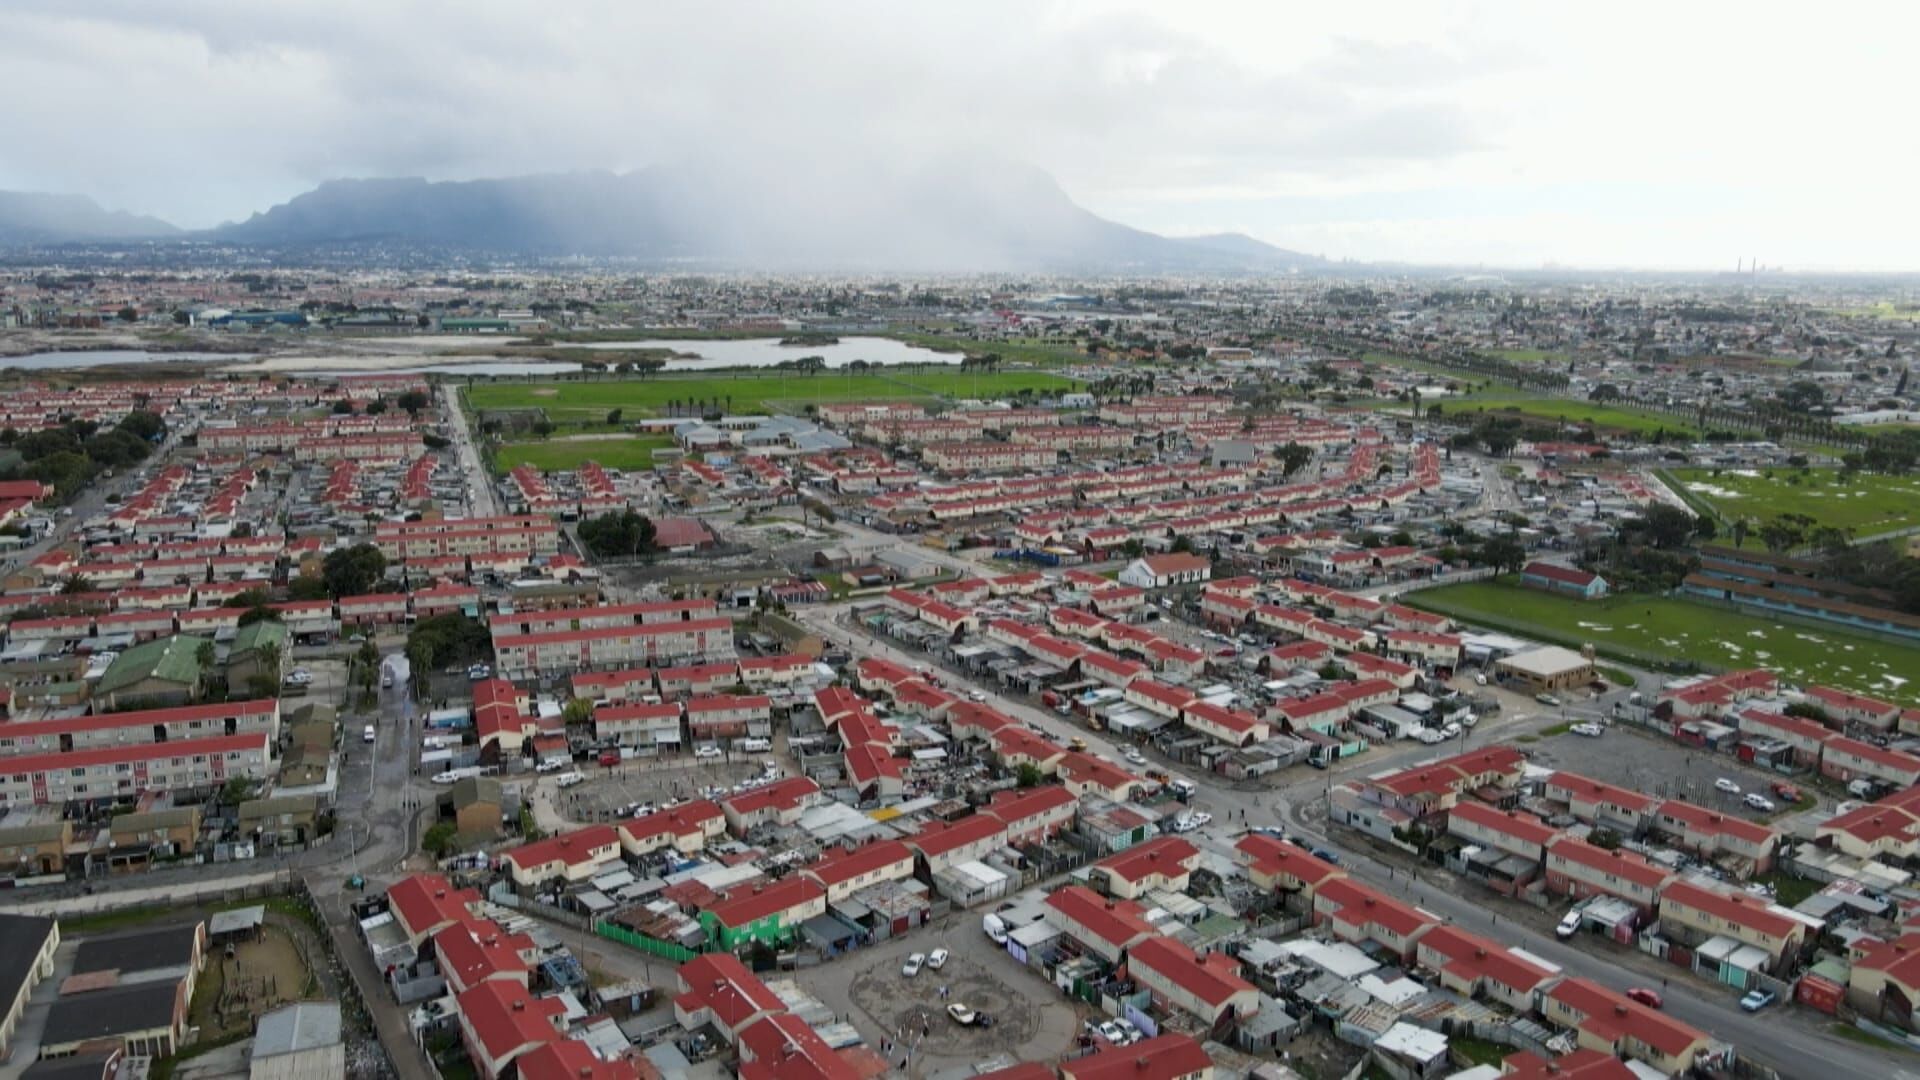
[578,335,959,369]
[0,335,960,374]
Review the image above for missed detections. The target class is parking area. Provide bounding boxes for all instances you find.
[561,756,776,823]
[1526,721,1816,821]
[807,914,1081,1076]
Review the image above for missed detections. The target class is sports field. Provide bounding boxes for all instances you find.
[1669,467,1920,541]
[1489,348,1563,364]
[495,435,673,472]
[1410,578,1920,703]
[1443,397,1697,437]
[465,370,1079,422]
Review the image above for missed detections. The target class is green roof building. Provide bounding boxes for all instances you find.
[96,635,209,710]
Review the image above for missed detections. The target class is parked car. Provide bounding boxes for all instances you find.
[694,744,723,759]
[1740,988,1777,1012]
[1187,811,1213,828]
[1556,910,1583,938]
[1626,988,1663,1009]
[1744,793,1776,812]
[947,1003,978,1025]
[1440,722,1462,739]
[902,953,925,977]
[554,771,585,788]
[598,750,622,767]
[283,668,314,687]
[1535,693,1562,706]
[1714,778,1741,794]
[1112,1018,1143,1044]
[467,663,492,680]
[1571,722,1604,737]
[927,948,949,970]
[1310,847,1341,865]
[1772,783,1801,802]
[1124,748,1147,765]
[362,724,376,744]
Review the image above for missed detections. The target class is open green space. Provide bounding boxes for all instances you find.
[1489,348,1564,364]
[495,435,674,473]
[891,332,1092,368]
[465,370,1079,422]
[1669,467,1920,541]
[1441,397,1697,436]
[1408,577,1920,703]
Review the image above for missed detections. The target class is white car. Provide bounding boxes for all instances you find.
[1556,910,1583,938]
[1123,748,1147,765]
[1714,778,1741,795]
[283,669,313,686]
[1187,811,1213,828]
[1743,793,1776,812]
[1440,722,1462,739]
[967,690,988,702]
[1112,1018,1144,1044]
[927,948,949,969]
[1416,728,1445,745]
[694,744,723,759]
[1570,722,1604,737]
[554,771,585,788]
[902,953,925,977]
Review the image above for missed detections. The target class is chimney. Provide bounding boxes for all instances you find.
[512,999,527,1012]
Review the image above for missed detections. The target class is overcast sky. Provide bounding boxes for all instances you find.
[8,0,1914,270]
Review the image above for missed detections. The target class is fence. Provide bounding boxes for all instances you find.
[596,920,700,964]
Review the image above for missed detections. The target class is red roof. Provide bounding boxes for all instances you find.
[1660,878,1802,940]
[0,732,267,776]
[1500,1049,1636,1080]
[736,1013,860,1080]
[434,919,533,991]
[388,873,480,940]
[1315,877,1439,939]
[908,813,1008,859]
[1061,1034,1212,1080]
[1043,885,1157,950]
[1448,801,1560,847]
[456,980,565,1065]
[1546,977,1704,1059]
[674,953,783,1031]
[1417,924,1555,994]
[686,693,771,714]
[515,1039,645,1080]
[984,784,1077,827]
[622,800,723,846]
[724,776,820,818]
[1235,834,1343,888]
[1128,935,1253,1008]
[1547,770,1661,814]
[803,840,914,888]
[500,825,619,874]
[1094,835,1198,886]
[1523,561,1602,587]
[1656,798,1778,847]
[1547,836,1673,892]
[703,876,824,929]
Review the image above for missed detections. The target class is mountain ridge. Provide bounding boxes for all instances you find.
[0,162,1324,272]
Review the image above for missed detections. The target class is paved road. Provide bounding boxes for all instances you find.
[441,383,499,518]
[790,599,1911,1080]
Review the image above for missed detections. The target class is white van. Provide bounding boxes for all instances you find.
[362,724,376,744]
[554,771,586,788]
[738,737,771,753]
[982,912,1009,945]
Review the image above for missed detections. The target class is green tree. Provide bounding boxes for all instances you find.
[116,410,167,442]
[1274,441,1314,477]
[332,399,356,415]
[321,544,389,598]
[287,575,331,601]
[606,408,624,425]
[1014,763,1043,788]
[396,390,430,416]
[60,573,94,595]
[576,510,658,559]
[421,822,459,858]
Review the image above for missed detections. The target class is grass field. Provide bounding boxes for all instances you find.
[1441,397,1698,436]
[1670,467,1920,541]
[1489,348,1564,364]
[465,370,1079,422]
[1410,578,1920,703]
[495,435,674,472]
[893,332,1093,368]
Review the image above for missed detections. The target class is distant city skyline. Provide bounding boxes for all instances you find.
[4,0,1914,271]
